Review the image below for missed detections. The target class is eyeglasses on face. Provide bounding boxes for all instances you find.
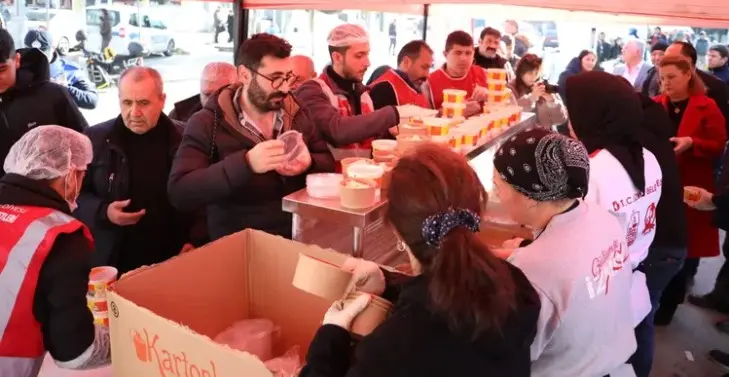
[247,66,296,89]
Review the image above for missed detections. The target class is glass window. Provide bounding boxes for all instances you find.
[5,1,234,126]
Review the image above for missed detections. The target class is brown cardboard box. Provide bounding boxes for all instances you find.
[107,229,348,377]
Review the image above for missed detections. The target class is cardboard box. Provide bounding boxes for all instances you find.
[107,229,349,377]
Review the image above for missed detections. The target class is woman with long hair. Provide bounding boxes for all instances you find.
[492,128,637,377]
[557,49,599,102]
[653,54,727,324]
[301,143,540,377]
[507,53,567,129]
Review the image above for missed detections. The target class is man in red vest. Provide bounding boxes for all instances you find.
[423,30,487,115]
[0,125,110,376]
[296,24,418,168]
[368,40,433,109]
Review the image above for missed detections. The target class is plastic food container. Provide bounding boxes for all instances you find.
[344,292,393,337]
[485,90,511,104]
[396,135,428,155]
[340,179,378,209]
[278,130,304,162]
[378,162,395,190]
[292,253,353,300]
[430,135,452,146]
[449,130,465,151]
[408,117,425,126]
[87,295,108,313]
[399,123,429,138]
[442,102,466,118]
[341,158,374,179]
[683,186,701,202]
[306,173,343,198]
[442,89,467,104]
[93,312,109,327]
[486,81,506,92]
[423,117,451,136]
[463,127,480,147]
[508,109,521,126]
[88,266,118,298]
[347,164,385,188]
[371,139,397,159]
[486,68,508,82]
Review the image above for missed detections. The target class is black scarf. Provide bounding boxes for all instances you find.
[565,71,646,193]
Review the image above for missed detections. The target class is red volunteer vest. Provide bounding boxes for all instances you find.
[427,65,487,109]
[0,205,94,358]
[315,72,375,172]
[370,68,429,108]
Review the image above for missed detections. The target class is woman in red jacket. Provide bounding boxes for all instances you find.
[653,54,727,324]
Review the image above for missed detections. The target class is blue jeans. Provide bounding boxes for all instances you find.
[629,247,685,377]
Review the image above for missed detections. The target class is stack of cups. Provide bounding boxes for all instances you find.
[441,89,467,118]
[87,266,118,327]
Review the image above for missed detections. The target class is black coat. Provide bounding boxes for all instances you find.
[301,264,540,377]
[0,174,95,362]
[0,48,88,178]
[75,114,204,268]
[167,85,335,240]
[169,94,203,124]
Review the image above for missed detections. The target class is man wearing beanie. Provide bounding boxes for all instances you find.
[641,42,668,97]
[24,29,97,109]
[708,44,729,85]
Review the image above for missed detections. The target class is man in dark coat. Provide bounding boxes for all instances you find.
[76,67,204,274]
[0,29,88,179]
[169,61,237,124]
[168,33,335,241]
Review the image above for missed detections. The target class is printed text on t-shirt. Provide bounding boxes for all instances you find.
[611,178,662,212]
[586,240,628,300]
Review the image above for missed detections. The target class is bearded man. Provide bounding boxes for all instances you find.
[168,33,335,240]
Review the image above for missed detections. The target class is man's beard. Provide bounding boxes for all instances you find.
[342,62,364,82]
[248,78,287,112]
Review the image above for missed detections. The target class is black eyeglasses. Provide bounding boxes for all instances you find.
[248,67,296,89]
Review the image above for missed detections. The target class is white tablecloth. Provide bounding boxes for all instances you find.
[38,354,112,377]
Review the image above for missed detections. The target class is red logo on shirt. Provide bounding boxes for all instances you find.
[642,202,656,235]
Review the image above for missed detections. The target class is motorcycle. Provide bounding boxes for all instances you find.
[69,31,144,89]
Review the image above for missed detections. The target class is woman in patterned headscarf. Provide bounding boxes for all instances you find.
[492,127,637,377]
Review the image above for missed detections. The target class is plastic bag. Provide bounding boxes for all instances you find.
[265,346,303,377]
[214,319,278,361]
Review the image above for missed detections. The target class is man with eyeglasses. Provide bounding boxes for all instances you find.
[296,24,415,171]
[168,33,335,241]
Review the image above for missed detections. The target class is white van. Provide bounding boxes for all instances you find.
[85,5,175,56]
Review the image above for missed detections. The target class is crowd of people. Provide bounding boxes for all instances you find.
[1,17,729,377]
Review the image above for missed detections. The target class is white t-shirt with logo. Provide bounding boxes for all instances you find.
[585,148,662,326]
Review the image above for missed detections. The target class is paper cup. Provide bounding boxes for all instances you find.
[340,179,378,209]
[87,295,109,313]
[88,266,118,298]
[486,90,511,104]
[292,253,353,300]
[486,81,506,92]
[344,292,393,337]
[683,187,701,202]
[423,117,451,136]
[93,312,110,327]
[486,68,508,82]
[442,89,467,104]
[442,102,466,118]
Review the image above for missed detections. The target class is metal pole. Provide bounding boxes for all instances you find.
[233,0,247,65]
[421,4,429,41]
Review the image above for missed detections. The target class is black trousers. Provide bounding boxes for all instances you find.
[657,257,700,318]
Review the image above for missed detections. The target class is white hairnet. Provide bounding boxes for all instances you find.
[327,24,369,47]
[4,125,93,180]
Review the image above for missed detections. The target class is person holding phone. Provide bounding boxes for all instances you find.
[652,54,727,325]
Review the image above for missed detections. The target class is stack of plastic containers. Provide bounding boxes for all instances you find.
[441,89,467,118]
[483,69,511,107]
[87,266,118,327]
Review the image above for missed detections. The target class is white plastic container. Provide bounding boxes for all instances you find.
[306,173,343,198]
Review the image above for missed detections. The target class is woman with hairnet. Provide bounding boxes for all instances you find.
[0,125,111,376]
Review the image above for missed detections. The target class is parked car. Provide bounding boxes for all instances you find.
[85,5,175,56]
[25,8,84,54]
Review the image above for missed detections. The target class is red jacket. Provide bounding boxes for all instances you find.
[654,94,727,258]
[370,68,429,108]
[0,206,93,358]
[426,65,487,109]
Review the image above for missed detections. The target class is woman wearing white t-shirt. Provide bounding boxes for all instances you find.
[565,71,663,377]
[493,128,636,377]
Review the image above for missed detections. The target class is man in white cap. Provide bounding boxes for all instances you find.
[295,23,415,171]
